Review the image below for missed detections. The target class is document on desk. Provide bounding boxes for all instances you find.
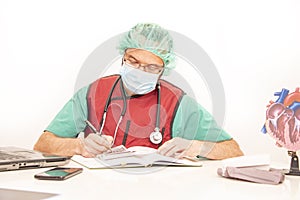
[72,145,202,169]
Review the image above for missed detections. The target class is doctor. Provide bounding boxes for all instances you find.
[34,23,243,159]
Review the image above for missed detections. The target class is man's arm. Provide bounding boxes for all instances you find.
[34,131,92,157]
[34,86,93,156]
[169,95,244,159]
[158,137,243,160]
[34,131,113,157]
[188,138,243,160]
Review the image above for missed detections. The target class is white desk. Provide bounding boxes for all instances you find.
[0,160,299,200]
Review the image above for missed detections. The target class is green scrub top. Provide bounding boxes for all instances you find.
[46,83,231,142]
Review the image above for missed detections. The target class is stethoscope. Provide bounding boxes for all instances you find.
[98,76,163,146]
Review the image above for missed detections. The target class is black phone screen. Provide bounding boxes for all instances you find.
[34,167,83,180]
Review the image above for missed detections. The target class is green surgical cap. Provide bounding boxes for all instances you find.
[117,23,175,75]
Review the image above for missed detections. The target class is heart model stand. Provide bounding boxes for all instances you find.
[285,151,300,176]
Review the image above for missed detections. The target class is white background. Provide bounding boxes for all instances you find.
[0,0,299,163]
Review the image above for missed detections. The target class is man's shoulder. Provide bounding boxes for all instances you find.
[85,74,120,97]
[159,79,186,96]
[92,74,120,84]
[87,74,120,89]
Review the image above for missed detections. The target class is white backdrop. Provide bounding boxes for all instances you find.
[0,0,299,163]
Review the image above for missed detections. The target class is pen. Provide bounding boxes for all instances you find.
[84,120,112,151]
[85,120,99,135]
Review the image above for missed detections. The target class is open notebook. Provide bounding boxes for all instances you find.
[0,146,70,171]
[72,145,202,169]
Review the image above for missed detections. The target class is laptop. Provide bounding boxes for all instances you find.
[0,146,70,172]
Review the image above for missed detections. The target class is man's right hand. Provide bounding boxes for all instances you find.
[80,134,113,157]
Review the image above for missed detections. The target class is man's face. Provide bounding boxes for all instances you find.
[123,48,164,74]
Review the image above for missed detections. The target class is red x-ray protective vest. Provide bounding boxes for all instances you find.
[84,75,185,149]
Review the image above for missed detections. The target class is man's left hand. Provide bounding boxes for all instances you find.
[158,137,193,158]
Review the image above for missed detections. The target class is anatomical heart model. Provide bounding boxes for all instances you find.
[262,87,300,176]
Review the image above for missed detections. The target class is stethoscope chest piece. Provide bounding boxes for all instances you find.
[150,127,162,144]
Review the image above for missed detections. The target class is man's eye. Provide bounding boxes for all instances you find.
[148,65,159,70]
[128,59,138,64]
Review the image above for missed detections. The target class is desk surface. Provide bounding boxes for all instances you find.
[0,160,299,200]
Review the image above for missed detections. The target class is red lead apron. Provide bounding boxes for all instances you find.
[84,75,185,149]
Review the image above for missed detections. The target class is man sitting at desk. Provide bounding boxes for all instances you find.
[34,23,243,160]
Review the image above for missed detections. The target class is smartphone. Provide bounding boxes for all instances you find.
[34,167,83,180]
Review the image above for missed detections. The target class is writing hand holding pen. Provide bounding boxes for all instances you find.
[80,120,113,157]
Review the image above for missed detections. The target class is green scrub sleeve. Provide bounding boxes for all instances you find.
[45,86,89,138]
[172,95,232,142]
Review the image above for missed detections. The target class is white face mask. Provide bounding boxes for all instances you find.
[120,63,161,95]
